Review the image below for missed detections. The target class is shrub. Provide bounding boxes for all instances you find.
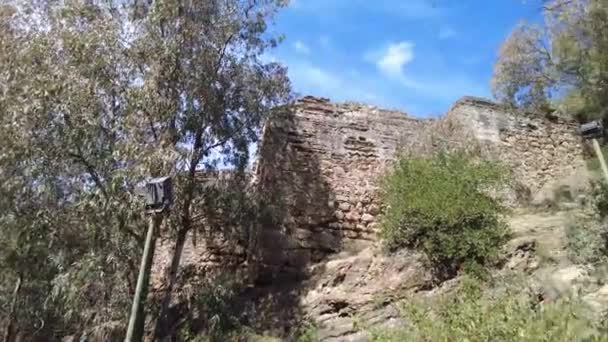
[178,275,242,341]
[565,180,608,265]
[380,152,510,279]
[592,180,608,219]
[566,221,607,264]
[371,277,607,342]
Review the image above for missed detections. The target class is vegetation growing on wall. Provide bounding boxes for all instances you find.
[380,152,510,280]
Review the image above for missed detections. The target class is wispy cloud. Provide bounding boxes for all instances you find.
[293,40,310,54]
[365,41,486,101]
[374,41,415,76]
[286,61,382,104]
[275,0,492,116]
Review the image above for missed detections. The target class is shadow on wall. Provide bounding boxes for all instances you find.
[234,104,339,336]
[154,105,339,339]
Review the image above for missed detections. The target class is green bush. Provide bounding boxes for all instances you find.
[586,146,608,176]
[371,277,607,342]
[178,275,242,341]
[380,152,510,279]
[592,180,608,219]
[565,180,608,265]
[566,221,607,264]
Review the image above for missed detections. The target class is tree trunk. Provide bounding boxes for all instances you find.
[152,227,188,340]
[3,275,22,342]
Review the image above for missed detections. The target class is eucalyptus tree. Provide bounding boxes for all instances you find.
[0,0,290,339]
[492,0,608,120]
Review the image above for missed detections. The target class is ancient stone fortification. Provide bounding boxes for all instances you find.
[250,96,428,276]
[250,95,586,277]
[438,97,586,198]
[152,95,586,285]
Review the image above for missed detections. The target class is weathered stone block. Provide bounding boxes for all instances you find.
[338,202,351,211]
[345,212,361,222]
[361,213,375,223]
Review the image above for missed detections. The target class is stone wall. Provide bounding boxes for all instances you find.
[442,97,586,200]
[151,95,587,283]
[250,96,586,276]
[251,96,430,276]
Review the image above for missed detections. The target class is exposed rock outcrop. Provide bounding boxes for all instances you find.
[299,247,429,341]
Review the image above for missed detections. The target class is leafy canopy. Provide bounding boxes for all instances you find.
[0,0,290,339]
[492,0,608,121]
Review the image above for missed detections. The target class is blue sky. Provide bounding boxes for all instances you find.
[267,0,544,117]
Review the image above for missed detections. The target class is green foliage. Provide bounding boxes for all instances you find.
[565,221,608,265]
[565,181,608,264]
[592,181,608,219]
[177,276,242,341]
[586,146,608,176]
[295,322,318,342]
[371,277,608,342]
[492,0,608,121]
[380,152,510,279]
[0,0,290,339]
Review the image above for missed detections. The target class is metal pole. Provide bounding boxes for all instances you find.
[592,138,608,185]
[125,213,161,342]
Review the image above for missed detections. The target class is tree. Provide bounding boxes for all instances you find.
[492,0,608,120]
[491,22,556,110]
[0,0,290,339]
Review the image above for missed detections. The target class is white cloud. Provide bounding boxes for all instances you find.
[300,65,340,89]
[286,61,383,104]
[375,41,415,76]
[293,40,311,54]
[438,27,457,40]
[365,42,486,101]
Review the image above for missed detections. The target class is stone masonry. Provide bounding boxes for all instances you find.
[441,97,586,198]
[250,96,430,276]
[152,95,587,284]
[250,95,586,277]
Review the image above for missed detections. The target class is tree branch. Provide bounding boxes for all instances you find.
[543,0,573,12]
[68,148,109,201]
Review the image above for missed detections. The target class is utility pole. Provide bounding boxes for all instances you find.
[591,138,608,185]
[581,120,608,184]
[125,213,162,342]
[125,176,172,342]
